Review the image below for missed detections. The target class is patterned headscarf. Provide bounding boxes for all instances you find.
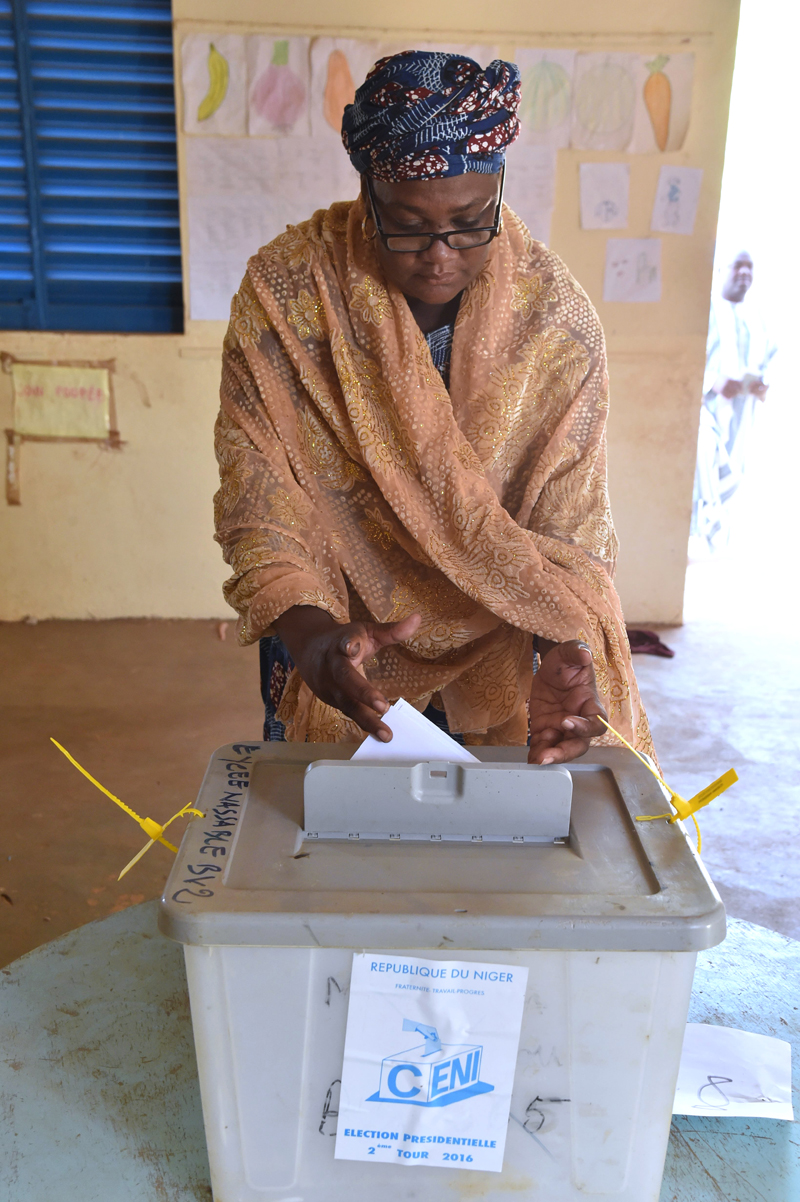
[341,50,521,181]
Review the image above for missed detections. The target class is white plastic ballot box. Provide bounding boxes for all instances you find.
[159,743,725,1202]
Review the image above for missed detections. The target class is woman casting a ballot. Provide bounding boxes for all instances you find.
[213,51,653,763]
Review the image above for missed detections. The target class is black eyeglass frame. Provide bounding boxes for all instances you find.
[364,165,506,253]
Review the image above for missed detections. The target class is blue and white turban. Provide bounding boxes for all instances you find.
[341,50,521,181]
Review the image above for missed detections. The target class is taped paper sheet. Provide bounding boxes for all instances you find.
[579,162,630,230]
[181,34,246,136]
[629,53,695,154]
[571,53,638,151]
[352,697,478,764]
[673,1024,793,1121]
[516,49,575,149]
[246,35,310,137]
[650,165,703,236]
[504,143,556,246]
[185,137,359,321]
[603,237,662,303]
[12,363,110,439]
[336,953,528,1171]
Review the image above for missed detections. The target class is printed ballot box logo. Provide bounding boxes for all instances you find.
[368,1019,494,1108]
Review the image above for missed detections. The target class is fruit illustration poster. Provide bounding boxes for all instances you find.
[309,38,381,143]
[628,53,695,153]
[181,34,246,136]
[515,49,576,150]
[247,36,310,137]
[570,52,640,152]
[335,954,528,1173]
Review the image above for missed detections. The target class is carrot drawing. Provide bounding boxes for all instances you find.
[644,54,671,150]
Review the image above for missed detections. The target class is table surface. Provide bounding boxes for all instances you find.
[0,904,796,1202]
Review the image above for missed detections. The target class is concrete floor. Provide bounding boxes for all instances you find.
[1,563,797,968]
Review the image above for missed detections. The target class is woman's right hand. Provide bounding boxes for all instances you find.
[273,606,421,740]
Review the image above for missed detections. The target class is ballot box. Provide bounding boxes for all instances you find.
[159,743,725,1202]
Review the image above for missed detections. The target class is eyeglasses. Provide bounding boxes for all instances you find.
[365,165,505,253]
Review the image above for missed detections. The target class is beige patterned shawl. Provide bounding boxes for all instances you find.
[214,198,653,754]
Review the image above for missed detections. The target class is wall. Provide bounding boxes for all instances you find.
[0,0,739,623]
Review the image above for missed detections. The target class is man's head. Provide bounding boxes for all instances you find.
[721,251,754,303]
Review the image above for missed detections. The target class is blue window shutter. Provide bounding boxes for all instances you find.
[2,0,183,333]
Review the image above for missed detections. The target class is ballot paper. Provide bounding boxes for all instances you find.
[352,697,479,763]
[673,1024,794,1120]
[335,952,528,1172]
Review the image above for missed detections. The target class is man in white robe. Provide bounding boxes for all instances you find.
[692,250,776,552]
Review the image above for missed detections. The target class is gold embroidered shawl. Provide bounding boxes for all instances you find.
[214,198,653,754]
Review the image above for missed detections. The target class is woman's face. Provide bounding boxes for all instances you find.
[364,171,502,306]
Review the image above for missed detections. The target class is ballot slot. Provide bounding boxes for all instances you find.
[302,759,573,843]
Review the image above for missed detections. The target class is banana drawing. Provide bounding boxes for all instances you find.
[197,43,229,122]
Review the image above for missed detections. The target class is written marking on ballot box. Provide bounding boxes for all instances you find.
[335,954,528,1173]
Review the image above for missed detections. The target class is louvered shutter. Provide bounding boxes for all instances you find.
[1,0,183,333]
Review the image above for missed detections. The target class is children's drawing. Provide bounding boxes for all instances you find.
[323,48,356,132]
[643,54,671,149]
[650,165,703,235]
[579,162,630,230]
[571,54,637,151]
[310,39,380,140]
[629,53,695,153]
[247,36,310,137]
[504,143,557,245]
[603,238,662,303]
[197,44,229,122]
[182,34,246,136]
[516,49,575,149]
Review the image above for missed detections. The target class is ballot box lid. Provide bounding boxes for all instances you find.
[158,744,725,953]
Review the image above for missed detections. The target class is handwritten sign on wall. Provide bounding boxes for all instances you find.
[12,362,111,440]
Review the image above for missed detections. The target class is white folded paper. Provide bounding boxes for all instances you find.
[673,1023,794,1120]
[351,697,478,764]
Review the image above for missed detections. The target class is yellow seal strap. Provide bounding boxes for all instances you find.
[596,717,738,856]
[50,738,204,879]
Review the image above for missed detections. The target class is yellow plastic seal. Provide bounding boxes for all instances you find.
[597,718,738,855]
[50,738,203,879]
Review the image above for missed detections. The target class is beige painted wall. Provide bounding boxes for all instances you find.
[0,0,739,623]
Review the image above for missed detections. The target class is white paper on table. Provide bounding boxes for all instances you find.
[351,697,478,764]
[335,952,528,1172]
[246,35,311,137]
[673,1024,794,1120]
[579,162,630,230]
[629,52,695,154]
[504,143,556,246]
[603,237,662,303]
[516,48,575,149]
[310,38,382,142]
[570,53,638,151]
[181,33,246,136]
[185,137,359,321]
[650,165,703,235]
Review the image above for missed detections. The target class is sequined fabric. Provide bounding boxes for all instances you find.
[214,197,653,756]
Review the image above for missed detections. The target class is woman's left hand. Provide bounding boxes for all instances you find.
[527,640,607,765]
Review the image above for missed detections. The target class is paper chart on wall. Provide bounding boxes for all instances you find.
[181,34,246,136]
[603,238,661,303]
[673,1024,793,1121]
[185,137,359,321]
[579,162,630,230]
[650,165,703,235]
[570,53,639,152]
[629,53,695,153]
[246,36,310,137]
[516,49,575,149]
[504,143,556,246]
